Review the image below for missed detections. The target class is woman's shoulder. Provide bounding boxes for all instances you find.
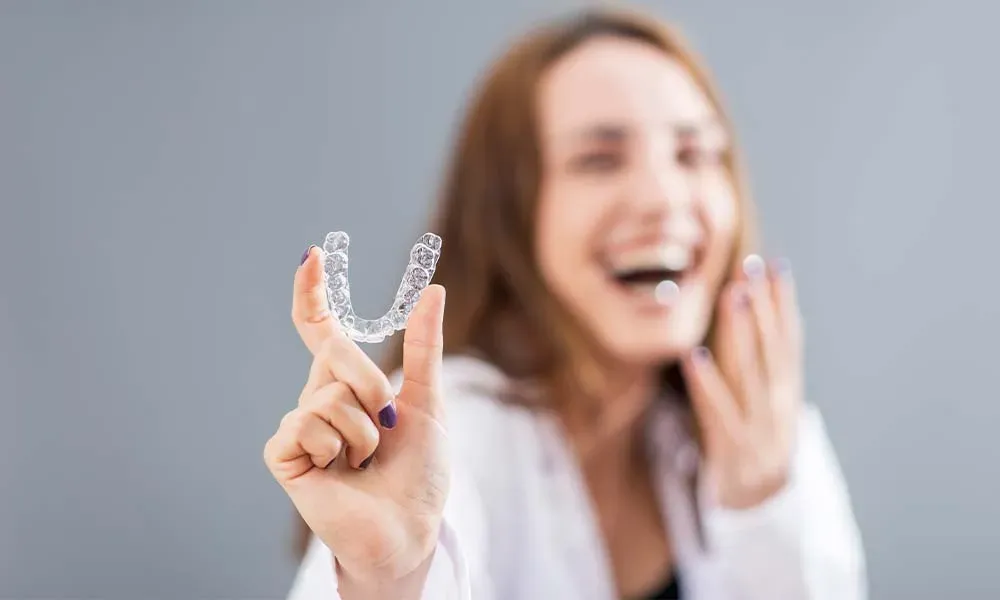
[389,352,537,425]
[387,351,545,451]
[435,353,546,444]
[438,353,510,399]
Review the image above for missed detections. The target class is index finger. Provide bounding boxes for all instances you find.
[292,246,341,355]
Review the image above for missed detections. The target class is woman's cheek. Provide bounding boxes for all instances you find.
[700,171,740,246]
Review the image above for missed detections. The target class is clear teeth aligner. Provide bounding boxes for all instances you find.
[321,231,442,343]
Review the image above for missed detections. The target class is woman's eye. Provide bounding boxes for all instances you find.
[677,146,723,169]
[572,152,622,171]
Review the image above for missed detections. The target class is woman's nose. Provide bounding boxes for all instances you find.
[629,158,694,216]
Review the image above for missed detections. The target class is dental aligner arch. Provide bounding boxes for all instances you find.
[322,231,442,343]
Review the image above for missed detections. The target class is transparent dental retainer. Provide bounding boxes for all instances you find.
[321,231,442,343]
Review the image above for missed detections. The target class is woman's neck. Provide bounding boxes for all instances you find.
[558,364,659,477]
[555,364,675,599]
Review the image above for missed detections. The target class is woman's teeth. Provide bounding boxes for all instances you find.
[660,244,691,272]
[610,244,693,275]
[609,244,694,285]
[606,245,694,308]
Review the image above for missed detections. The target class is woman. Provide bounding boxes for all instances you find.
[265,8,867,600]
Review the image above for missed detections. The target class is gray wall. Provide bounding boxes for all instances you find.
[1,1,995,598]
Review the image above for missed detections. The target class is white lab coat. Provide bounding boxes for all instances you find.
[288,355,867,599]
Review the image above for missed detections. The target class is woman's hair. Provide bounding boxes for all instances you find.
[295,6,757,556]
[382,7,756,405]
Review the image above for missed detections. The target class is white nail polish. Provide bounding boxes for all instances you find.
[742,254,766,280]
[655,279,680,306]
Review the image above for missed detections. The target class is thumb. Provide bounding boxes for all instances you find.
[399,284,446,411]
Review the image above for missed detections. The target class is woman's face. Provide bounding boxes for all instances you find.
[535,36,738,367]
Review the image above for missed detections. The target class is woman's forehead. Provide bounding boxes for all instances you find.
[537,36,718,140]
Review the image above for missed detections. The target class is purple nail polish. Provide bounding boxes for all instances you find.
[773,257,792,277]
[300,245,315,266]
[731,284,750,308]
[359,453,375,470]
[738,289,751,308]
[693,346,710,362]
[378,402,397,429]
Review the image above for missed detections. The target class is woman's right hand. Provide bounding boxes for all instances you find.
[264,246,451,596]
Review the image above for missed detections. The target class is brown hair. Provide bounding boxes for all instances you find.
[295,6,757,556]
[384,7,756,402]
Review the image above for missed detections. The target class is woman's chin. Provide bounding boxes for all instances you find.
[598,328,701,366]
[595,309,709,366]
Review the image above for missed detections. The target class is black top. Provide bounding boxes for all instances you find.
[634,571,681,600]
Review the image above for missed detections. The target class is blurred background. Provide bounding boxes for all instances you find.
[1,0,997,598]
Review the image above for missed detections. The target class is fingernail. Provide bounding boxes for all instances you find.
[693,346,710,363]
[773,257,792,277]
[742,254,766,281]
[300,245,315,266]
[378,401,397,429]
[359,453,375,470]
[731,283,750,308]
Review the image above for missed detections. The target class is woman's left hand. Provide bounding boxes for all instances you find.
[682,255,803,510]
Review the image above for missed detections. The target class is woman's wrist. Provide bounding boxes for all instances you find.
[334,548,437,600]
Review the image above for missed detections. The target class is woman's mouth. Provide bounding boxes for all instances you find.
[605,243,699,306]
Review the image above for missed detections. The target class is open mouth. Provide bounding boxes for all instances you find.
[613,267,686,286]
[612,268,685,305]
[614,267,687,287]
[604,244,701,305]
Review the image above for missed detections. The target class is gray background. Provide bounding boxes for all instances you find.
[0,0,994,598]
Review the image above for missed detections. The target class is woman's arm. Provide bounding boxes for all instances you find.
[699,405,868,600]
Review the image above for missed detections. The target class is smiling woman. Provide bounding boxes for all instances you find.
[532,35,740,372]
[266,7,867,600]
